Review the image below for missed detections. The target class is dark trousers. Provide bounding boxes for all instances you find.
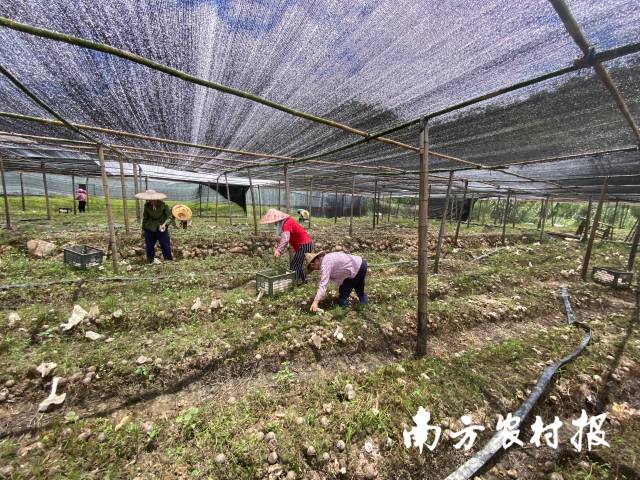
[78,201,86,213]
[144,229,173,263]
[290,242,314,283]
[338,260,368,305]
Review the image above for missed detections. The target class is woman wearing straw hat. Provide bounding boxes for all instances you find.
[305,251,369,312]
[259,208,314,283]
[171,204,193,230]
[135,189,173,263]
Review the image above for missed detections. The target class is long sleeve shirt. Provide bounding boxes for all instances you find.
[314,252,363,303]
[276,231,291,254]
[275,217,312,253]
[142,201,172,232]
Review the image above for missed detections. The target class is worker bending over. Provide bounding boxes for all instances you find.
[305,251,369,312]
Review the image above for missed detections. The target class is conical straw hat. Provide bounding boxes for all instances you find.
[134,189,166,200]
[259,208,289,224]
[172,204,192,221]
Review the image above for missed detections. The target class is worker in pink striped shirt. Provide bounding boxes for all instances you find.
[305,251,369,312]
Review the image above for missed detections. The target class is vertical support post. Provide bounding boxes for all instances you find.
[85,176,90,212]
[537,199,544,229]
[358,195,362,217]
[145,176,148,190]
[198,184,203,217]
[225,174,232,225]
[453,180,468,246]
[539,196,549,242]
[416,120,430,357]
[257,185,262,216]
[349,176,355,237]
[133,163,141,221]
[582,197,592,242]
[433,170,454,274]
[413,194,418,221]
[41,162,51,220]
[610,199,619,239]
[308,177,313,229]
[19,172,25,211]
[97,145,119,274]
[118,157,130,235]
[395,197,400,217]
[619,205,627,228]
[501,190,511,246]
[284,165,290,213]
[387,193,392,223]
[582,178,609,280]
[71,174,76,215]
[0,159,10,229]
[626,211,640,271]
[341,193,345,219]
[214,178,219,223]
[206,182,210,212]
[511,196,517,228]
[320,191,325,217]
[467,194,475,228]
[334,187,338,224]
[247,168,258,235]
[277,181,282,210]
[372,180,378,230]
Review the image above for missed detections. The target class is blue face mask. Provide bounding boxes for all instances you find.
[275,220,283,235]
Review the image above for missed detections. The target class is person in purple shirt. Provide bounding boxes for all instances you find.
[305,251,369,312]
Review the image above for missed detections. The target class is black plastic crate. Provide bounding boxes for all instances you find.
[256,268,296,296]
[63,245,104,268]
[592,266,633,288]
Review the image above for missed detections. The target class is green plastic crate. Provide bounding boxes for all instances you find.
[256,268,296,296]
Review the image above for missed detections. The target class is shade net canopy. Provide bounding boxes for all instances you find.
[0,0,638,200]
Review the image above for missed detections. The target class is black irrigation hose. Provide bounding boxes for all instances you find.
[444,287,592,480]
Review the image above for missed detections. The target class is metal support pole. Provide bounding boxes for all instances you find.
[133,163,141,221]
[416,120,430,357]
[19,172,25,211]
[118,157,130,235]
[214,178,219,223]
[247,168,258,235]
[41,162,51,220]
[349,176,355,237]
[467,194,475,228]
[97,145,119,274]
[433,170,454,274]
[582,197,592,242]
[539,196,549,242]
[501,190,511,246]
[334,187,338,224]
[308,178,313,229]
[71,174,76,215]
[225,174,232,225]
[453,180,468,246]
[372,180,377,230]
[284,165,290,213]
[581,178,609,280]
[0,159,10,229]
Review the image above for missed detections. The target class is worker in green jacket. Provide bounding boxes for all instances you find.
[135,190,173,263]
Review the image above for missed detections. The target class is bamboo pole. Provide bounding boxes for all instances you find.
[539,196,549,242]
[225,174,231,225]
[284,165,290,213]
[341,193,345,219]
[416,121,430,357]
[277,181,281,210]
[358,195,362,217]
[610,199,619,239]
[118,157,130,235]
[41,162,51,220]
[205,182,210,212]
[132,163,141,221]
[349,176,355,237]
[627,214,640,271]
[214,178,219,223]
[582,197,592,242]
[537,199,544,229]
[247,168,258,235]
[387,193,392,223]
[334,187,338,224]
[71,174,76,215]
[434,170,454,274]
[0,159,10,229]
[581,178,609,280]
[453,180,468,246]
[372,180,377,230]
[257,185,262,217]
[467,194,475,228]
[98,145,119,274]
[501,190,511,246]
[19,172,25,211]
